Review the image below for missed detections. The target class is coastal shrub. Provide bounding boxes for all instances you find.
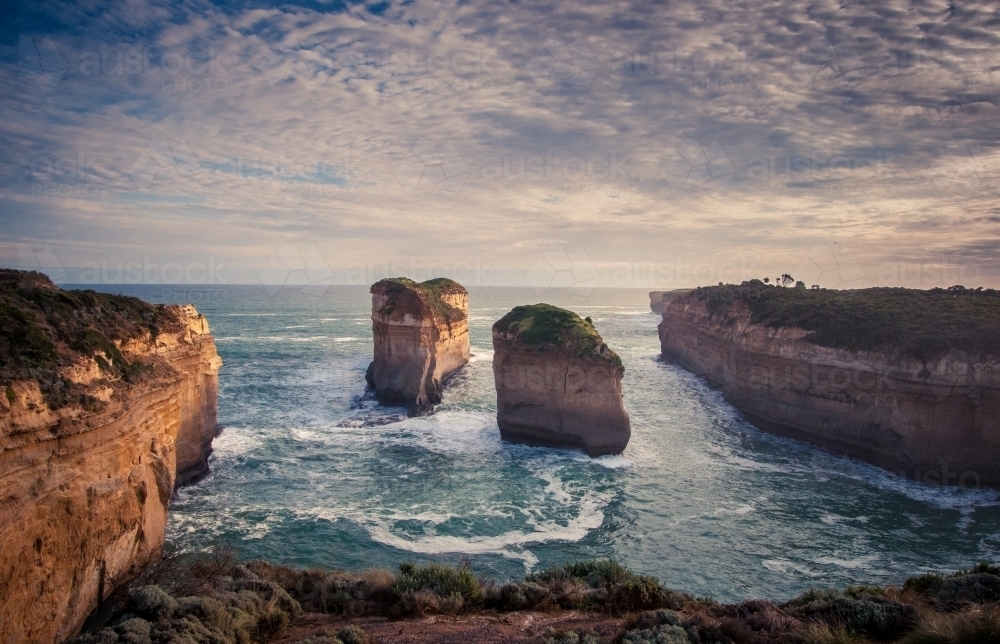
[790,593,917,640]
[392,562,484,609]
[620,610,689,644]
[902,605,1000,644]
[529,560,673,612]
[68,563,301,644]
[801,622,874,644]
[535,627,601,644]
[932,573,1000,604]
[336,625,373,644]
[487,580,555,610]
[129,585,179,619]
[903,564,1000,604]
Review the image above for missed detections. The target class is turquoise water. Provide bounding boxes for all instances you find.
[87,284,1000,603]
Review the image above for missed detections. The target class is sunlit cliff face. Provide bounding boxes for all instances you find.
[3,0,1000,288]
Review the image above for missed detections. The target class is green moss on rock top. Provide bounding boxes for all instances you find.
[493,304,622,368]
[372,277,467,323]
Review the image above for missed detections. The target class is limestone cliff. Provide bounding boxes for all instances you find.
[0,271,221,644]
[659,285,1000,485]
[366,277,470,415]
[649,289,691,314]
[649,291,666,314]
[493,304,630,456]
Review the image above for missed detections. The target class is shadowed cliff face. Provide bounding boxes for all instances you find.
[367,278,470,415]
[492,304,630,457]
[0,272,221,644]
[658,289,1000,485]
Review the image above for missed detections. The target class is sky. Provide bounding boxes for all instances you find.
[1,0,999,292]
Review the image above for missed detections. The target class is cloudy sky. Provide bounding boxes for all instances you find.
[2,0,998,290]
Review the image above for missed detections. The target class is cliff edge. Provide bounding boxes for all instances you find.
[659,284,1000,484]
[0,270,222,644]
[366,277,470,415]
[492,304,630,456]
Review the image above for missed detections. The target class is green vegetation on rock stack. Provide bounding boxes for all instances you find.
[0,269,182,408]
[694,283,1000,360]
[375,277,466,322]
[493,303,622,368]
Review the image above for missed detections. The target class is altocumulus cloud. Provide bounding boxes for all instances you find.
[1,0,999,288]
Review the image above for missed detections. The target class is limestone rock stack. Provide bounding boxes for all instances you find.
[492,304,630,456]
[366,277,470,415]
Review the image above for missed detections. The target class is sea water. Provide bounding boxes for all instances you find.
[84,284,1000,603]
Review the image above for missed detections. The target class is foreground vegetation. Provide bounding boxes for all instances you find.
[692,283,1000,360]
[68,551,1000,644]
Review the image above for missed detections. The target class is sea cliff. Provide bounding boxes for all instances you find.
[493,304,630,456]
[366,277,470,415]
[0,271,221,644]
[658,284,1000,485]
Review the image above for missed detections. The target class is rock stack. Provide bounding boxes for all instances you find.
[492,304,630,456]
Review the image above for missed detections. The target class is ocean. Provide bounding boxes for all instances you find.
[85,284,1000,603]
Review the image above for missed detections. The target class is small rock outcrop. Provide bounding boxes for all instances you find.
[649,291,667,314]
[649,290,691,314]
[492,304,630,456]
[0,270,222,644]
[366,277,470,415]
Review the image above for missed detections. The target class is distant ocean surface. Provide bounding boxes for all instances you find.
[84,284,1000,603]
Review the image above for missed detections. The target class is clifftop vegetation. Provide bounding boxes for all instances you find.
[690,283,1000,360]
[0,269,182,408]
[372,277,467,323]
[493,304,622,368]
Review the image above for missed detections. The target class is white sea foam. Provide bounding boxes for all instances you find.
[763,559,823,578]
[468,347,494,363]
[585,454,633,469]
[359,490,607,562]
[812,555,878,570]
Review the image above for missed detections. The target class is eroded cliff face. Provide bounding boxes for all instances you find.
[492,305,630,457]
[659,296,1000,485]
[367,278,470,415]
[649,291,666,314]
[0,305,221,644]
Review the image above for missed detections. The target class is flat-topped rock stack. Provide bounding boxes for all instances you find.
[492,304,630,456]
[366,277,470,415]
